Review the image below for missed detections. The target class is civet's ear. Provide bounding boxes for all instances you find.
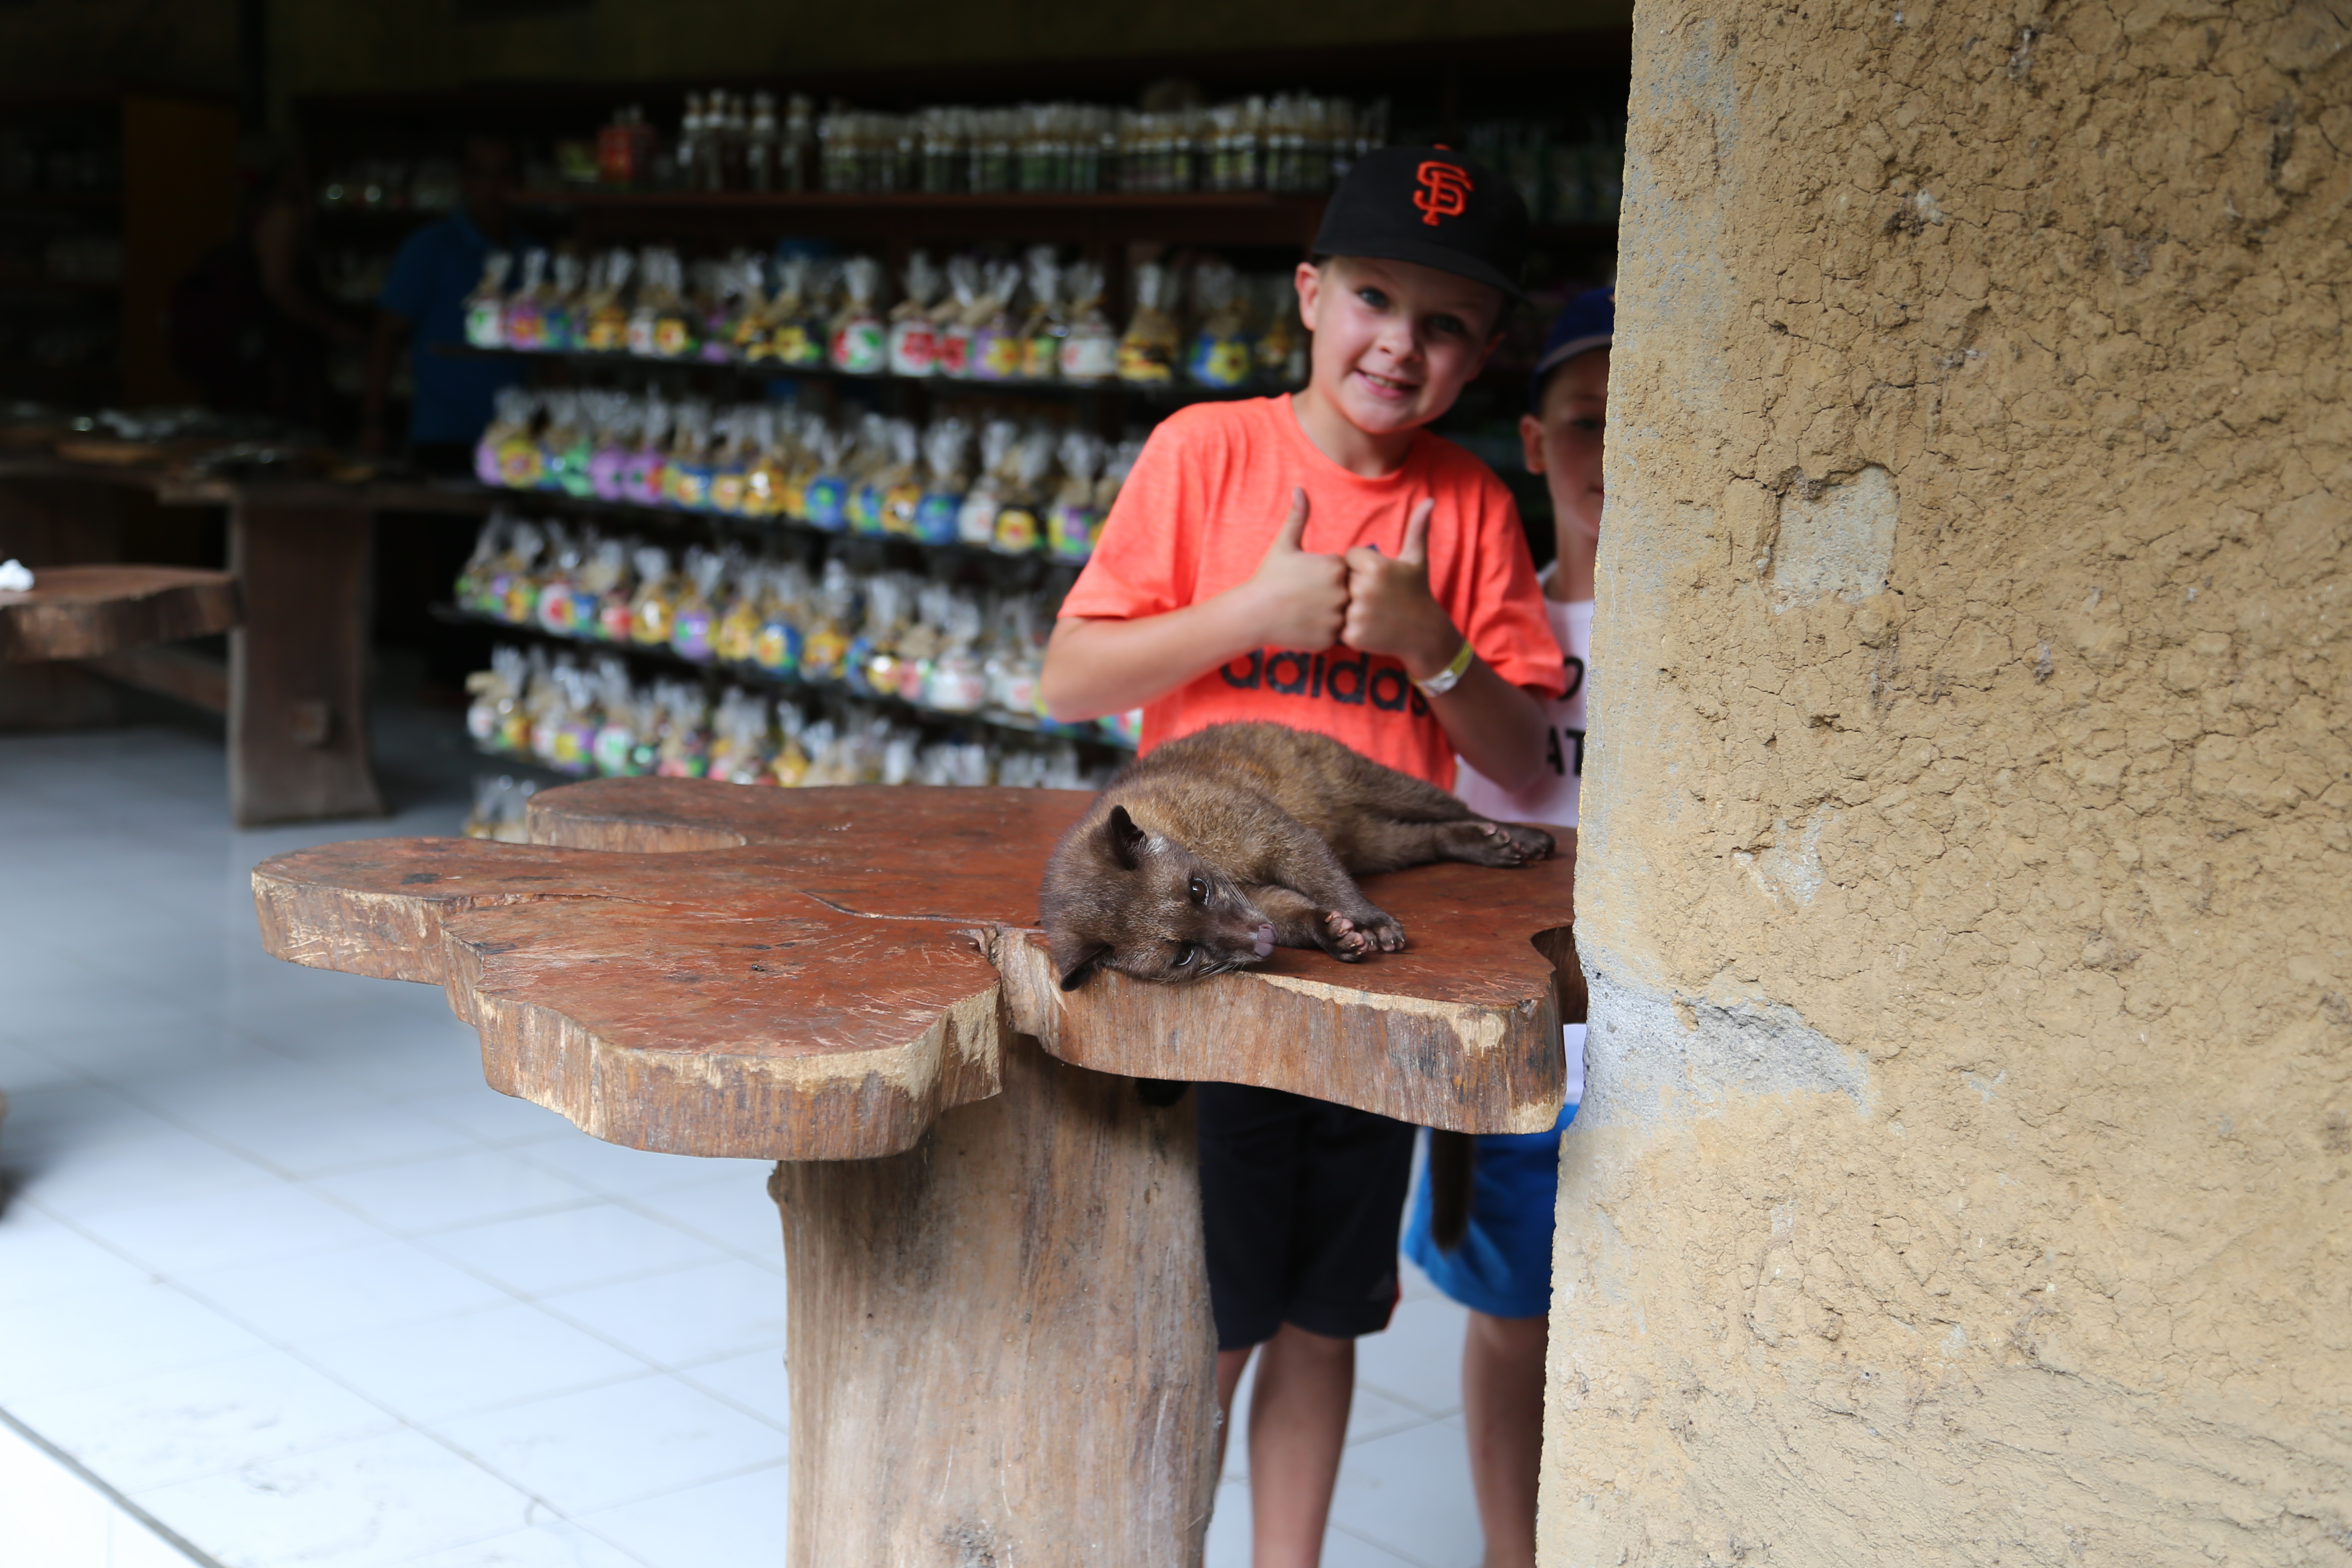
[1103,805,1147,871]
[1053,933,1111,992]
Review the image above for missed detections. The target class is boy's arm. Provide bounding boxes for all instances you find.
[1343,499,1551,792]
[1041,489,1348,722]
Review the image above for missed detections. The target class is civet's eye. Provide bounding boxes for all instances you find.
[1173,944,1198,968]
[1188,876,1209,905]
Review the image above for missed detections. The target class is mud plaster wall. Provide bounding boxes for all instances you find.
[1549,3,2349,1564]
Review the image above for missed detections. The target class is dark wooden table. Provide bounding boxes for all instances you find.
[252,779,1578,1567]
[0,456,489,825]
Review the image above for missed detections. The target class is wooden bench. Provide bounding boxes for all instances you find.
[253,779,1581,1567]
[0,565,244,714]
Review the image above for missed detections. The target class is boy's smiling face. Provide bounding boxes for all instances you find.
[1295,255,1506,439]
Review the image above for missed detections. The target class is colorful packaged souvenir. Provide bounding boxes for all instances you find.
[913,417,970,544]
[621,397,671,507]
[1250,272,1301,384]
[582,250,633,352]
[1117,261,1181,383]
[1186,258,1253,388]
[957,418,1019,546]
[1057,261,1118,382]
[1019,245,1063,381]
[502,249,551,352]
[935,256,981,378]
[464,251,512,349]
[887,251,942,376]
[992,428,1057,554]
[802,420,851,531]
[828,255,887,373]
[543,251,584,350]
[968,259,1026,381]
[668,546,728,662]
[627,546,679,647]
[753,561,808,678]
[1047,430,1106,561]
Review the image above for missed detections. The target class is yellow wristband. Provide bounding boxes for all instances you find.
[1414,637,1477,697]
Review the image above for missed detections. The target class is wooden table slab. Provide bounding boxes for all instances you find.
[252,779,1579,1567]
[0,563,240,662]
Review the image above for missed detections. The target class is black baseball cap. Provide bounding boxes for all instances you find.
[1311,145,1530,303]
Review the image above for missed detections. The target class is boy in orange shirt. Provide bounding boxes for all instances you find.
[1042,146,1562,1566]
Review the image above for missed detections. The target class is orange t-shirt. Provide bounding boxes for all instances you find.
[1060,395,1564,787]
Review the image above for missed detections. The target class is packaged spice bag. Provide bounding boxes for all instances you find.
[502,248,551,351]
[478,388,540,488]
[583,535,633,641]
[1255,271,1308,385]
[621,395,671,507]
[879,419,924,536]
[707,406,751,516]
[653,682,712,778]
[1186,258,1253,387]
[625,248,665,356]
[581,250,633,352]
[829,255,887,373]
[888,250,942,376]
[627,545,679,648]
[465,644,527,747]
[992,426,1058,554]
[1047,429,1107,562]
[544,250,585,351]
[913,417,970,545]
[590,658,645,776]
[844,413,894,535]
[464,250,512,348]
[957,418,1020,546]
[753,560,809,678]
[802,419,852,532]
[799,557,858,682]
[935,255,982,378]
[669,546,729,662]
[969,259,1026,381]
[1117,261,1181,383]
[1020,245,1063,381]
[664,401,715,511]
[782,257,839,369]
[1057,261,1118,382]
[534,528,583,634]
[538,391,593,496]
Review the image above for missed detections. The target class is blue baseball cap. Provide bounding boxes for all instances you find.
[1530,287,1614,409]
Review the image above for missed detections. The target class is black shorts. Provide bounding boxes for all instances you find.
[1197,1081,1418,1350]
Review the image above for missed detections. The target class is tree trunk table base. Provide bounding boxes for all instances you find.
[251,779,1577,1565]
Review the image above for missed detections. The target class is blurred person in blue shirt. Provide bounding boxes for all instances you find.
[360,137,525,473]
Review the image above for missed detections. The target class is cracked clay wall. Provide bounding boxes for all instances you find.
[1547,3,2348,1564]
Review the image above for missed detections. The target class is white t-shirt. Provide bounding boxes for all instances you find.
[1455,573,1590,830]
[1453,568,1592,1108]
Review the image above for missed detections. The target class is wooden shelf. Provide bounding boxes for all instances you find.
[434,339,1285,406]
[531,189,1332,248]
[436,602,1133,753]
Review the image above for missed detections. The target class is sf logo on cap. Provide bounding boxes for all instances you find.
[1413,161,1474,227]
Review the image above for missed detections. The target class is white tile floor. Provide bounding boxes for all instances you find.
[0,721,1482,1568]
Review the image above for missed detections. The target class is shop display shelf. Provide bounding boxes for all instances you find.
[433,602,1133,754]
[434,339,1283,407]
[461,480,1096,581]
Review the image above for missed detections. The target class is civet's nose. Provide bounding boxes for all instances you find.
[1252,923,1275,958]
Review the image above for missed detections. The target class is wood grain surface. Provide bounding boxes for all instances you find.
[774,1029,1216,1568]
[253,780,1577,1155]
[0,563,240,662]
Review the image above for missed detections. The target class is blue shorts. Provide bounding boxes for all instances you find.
[1403,1099,1577,1320]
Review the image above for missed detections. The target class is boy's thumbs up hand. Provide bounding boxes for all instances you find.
[1237,487,1350,650]
[1342,499,1460,680]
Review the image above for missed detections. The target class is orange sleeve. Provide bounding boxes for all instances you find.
[1058,407,1210,622]
[1446,461,1568,699]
